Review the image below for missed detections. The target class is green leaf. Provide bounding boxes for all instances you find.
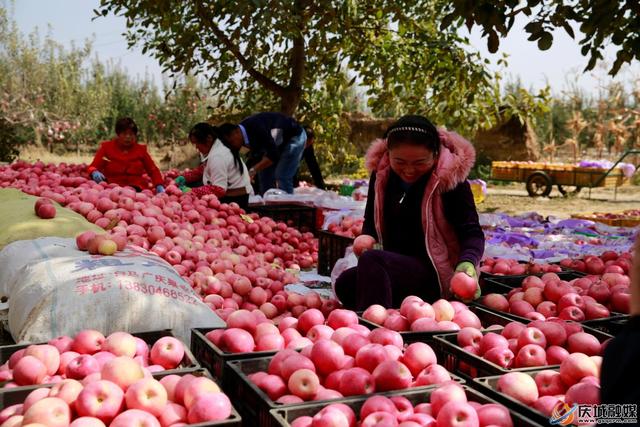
[562,22,575,39]
[488,31,499,53]
[537,32,553,50]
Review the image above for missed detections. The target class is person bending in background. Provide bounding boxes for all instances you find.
[334,115,484,310]
[174,123,252,210]
[294,126,326,190]
[601,235,640,406]
[88,117,165,193]
[217,112,307,194]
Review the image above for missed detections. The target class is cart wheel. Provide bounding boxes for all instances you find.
[526,172,553,197]
[557,185,582,197]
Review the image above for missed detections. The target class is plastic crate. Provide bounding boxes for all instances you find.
[480,268,585,288]
[191,327,281,391]
[269,385,544,427]
[473,369,564,426]
[247,203,317,234]
[357,306,517,343]
[225,355,464,427]
[433,325,612,380]
[0,329,199,386]
[0,368,242,426]
[191,318,380,390]
[582,314,629,335]
[317,230,354,276]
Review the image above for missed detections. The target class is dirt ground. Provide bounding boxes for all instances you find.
[480,182,639,218]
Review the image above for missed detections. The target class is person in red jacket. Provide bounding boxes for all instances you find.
[87,117,165,192]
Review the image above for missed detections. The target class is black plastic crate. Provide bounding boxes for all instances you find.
[357,306,517,343]
[317,230,354,276]
[433,325,612,380]
[269,384,544,427]
[476,277,626,327]
[191,327,281,391]
[247,203,317,234]
[582,314,629,335]
[191,318,380,391]
[0,368,242,426]
[226,354,463,427]
[0,329,199,386]
[473,369,563,426]
[480,270,585,288]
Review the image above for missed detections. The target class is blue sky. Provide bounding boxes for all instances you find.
[11,0,639,98]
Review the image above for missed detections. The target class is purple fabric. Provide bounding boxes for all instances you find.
[334,249,441,310]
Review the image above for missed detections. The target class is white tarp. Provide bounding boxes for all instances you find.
[0,237,223,343]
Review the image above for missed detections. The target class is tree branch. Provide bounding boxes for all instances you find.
[289,0,308,90]
[194,5,286,96]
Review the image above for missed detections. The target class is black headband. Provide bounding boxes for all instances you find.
[386,126,432,138]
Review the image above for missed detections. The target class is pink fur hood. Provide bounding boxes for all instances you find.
[365,129,476,191]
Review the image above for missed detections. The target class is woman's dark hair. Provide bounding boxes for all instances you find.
[189,122,243,172]
[216,123,240,139]
[115,117,138,136]
[384,115,440,155]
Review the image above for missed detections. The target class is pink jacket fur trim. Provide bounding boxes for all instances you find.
[364,129,476,298]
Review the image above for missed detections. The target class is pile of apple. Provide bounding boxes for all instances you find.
[290,381,515,427]
[480,258,562,276]
[75,230,124,256]
[205,308,368,353]
[454,320,604,372]
[34,197,57,219]
[0,360,233,426]
[361,296,500,332]
[0,330,187,387]
[558,251,631,275]
[248,328,453,403]
[0,161,326,318]
[481,271,630,320]
[497,354,600,415]
[325,215,363,238]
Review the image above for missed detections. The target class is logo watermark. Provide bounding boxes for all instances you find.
[550,403,638,425]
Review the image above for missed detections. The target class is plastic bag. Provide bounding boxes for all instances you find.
[330,246,358,301]
[0,237,223,343]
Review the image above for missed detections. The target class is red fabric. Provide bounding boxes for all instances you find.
[365,129,477,299]
[191,185,225,198]
[183,164,205,183]
[88,139,164,189]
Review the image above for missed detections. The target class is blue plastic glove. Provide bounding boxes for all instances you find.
[174,176,186,186]
[91,171,106,183]
[156,185,165,193]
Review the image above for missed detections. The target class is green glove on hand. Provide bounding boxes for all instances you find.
[454,261,481,301]
[180,185,191,193]
[455,261,477,279]
[175,176,186,186]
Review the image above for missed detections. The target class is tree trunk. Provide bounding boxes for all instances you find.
[280,88,302,116]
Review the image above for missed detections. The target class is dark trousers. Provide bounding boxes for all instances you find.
[334,249,441,311]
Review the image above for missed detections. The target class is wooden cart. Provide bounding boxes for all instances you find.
[490,150,639,197]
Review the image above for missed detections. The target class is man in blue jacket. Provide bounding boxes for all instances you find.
[218,112,307,194]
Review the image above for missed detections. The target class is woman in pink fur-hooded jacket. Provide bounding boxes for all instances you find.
[334,115,484,310]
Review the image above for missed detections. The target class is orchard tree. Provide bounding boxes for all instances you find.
[441,0,640,75]
[95,0,495,122]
